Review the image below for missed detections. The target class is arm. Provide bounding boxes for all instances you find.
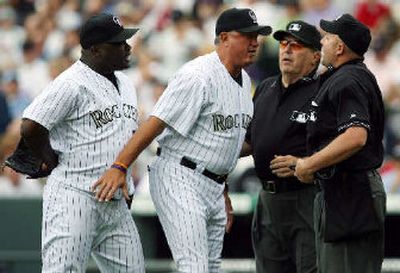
[20,118,59,171]
[93,116,166,201]
[224,187,233,233]
[240,140,252,157]
[295,126,367,183]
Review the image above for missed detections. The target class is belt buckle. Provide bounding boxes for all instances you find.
[266,180,277,194]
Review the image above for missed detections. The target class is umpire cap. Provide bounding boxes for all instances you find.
[215,8,272,36]
[80,13,139,49]
[320,14,371,56]
[274,20,321,50]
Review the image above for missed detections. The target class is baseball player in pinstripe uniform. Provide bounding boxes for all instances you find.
[93,8,271,273]
[20,14,144,273]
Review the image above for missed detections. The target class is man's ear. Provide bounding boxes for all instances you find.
[89,44,101,56]
[313,51,322,66]
[336,41,345,56]
[219,32,228,43]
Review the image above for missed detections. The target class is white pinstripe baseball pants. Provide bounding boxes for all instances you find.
[149,155,227,273]
[41,182,145,273]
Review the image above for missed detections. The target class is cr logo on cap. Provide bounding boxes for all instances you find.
[288,23,301,32]
[112,16,122,27]
[249,10,257,24]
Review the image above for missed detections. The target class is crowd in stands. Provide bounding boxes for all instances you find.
[0,0,400,196]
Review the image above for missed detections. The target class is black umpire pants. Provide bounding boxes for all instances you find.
[314,170,386,273]
[252,184,318,273]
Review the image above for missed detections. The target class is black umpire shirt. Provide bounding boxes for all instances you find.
[246,72,319,181]
[307,59,385,171]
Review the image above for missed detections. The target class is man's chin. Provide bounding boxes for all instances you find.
[114,63,130,71]
[243,58,255,68]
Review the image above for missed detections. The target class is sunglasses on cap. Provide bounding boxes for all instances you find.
[279,40,306,51]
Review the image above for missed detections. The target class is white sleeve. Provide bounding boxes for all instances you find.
[151,71,206,137]
[22,79,78,130]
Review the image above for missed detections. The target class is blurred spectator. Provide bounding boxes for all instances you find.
[48,55,73,79]
[16,39,50,98]
[147,9,203,83]
[301,0,342,26]
[82,0,108,18]
[355,0,391,31]
[0,5,25,70]
[23,13,48,47]
[62,28,81,59]
[233,0,285,29]
[8,0,35,25]
[56,0,81,31]
[364,17,400,99]
[0,92,11,135]
[385,82,400,155]
[364,16,400,161]
[126,49,163,120]
[1,70,31,118]
[192,0,223,49]
[382,151,400,194]
[42,18,66,60]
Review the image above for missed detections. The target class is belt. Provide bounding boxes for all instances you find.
[262,179,314,194]
[156,148,227,184]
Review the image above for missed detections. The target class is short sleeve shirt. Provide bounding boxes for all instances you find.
[247,73,319,180]
[307,60,385,170]
[23,61,139,194]
[151,51,254,174]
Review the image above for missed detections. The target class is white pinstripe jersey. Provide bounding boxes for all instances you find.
[152,51,253,174]
[23,61,138,196]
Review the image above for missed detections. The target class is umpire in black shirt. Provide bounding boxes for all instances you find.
[295,14,386,273]
[242,21,321,273]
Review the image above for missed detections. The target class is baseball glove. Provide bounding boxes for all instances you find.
[4,139,54,179]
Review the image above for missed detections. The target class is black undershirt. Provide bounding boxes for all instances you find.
[232,71,243,86]
[103,72,120,93]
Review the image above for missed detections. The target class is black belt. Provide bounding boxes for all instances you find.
[156,148,227,184]
[262,179,314,194]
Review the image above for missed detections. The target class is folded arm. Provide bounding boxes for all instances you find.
[295,126,367,183]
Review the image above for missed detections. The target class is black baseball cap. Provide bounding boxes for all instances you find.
[320,14,371,56]
[215,8,272,36]
[80,13,139,49]
[273,20,321,50]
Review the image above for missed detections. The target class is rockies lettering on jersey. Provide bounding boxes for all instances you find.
[212,113,252,131]
[90,103,138,129]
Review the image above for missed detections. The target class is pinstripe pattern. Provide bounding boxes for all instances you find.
[149,51,253,273]
[149,156,226,273]
[42,182,144,273]
[23,61,144,273]
[152,51,253,175]
[23,61,138,197]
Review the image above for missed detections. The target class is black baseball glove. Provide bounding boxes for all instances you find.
[4,139,57,179]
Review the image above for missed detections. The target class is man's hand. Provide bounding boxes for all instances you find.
[224,190,234,233]
[294,158,314,183]
[270,155,298,178]
[92,168,130,202]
